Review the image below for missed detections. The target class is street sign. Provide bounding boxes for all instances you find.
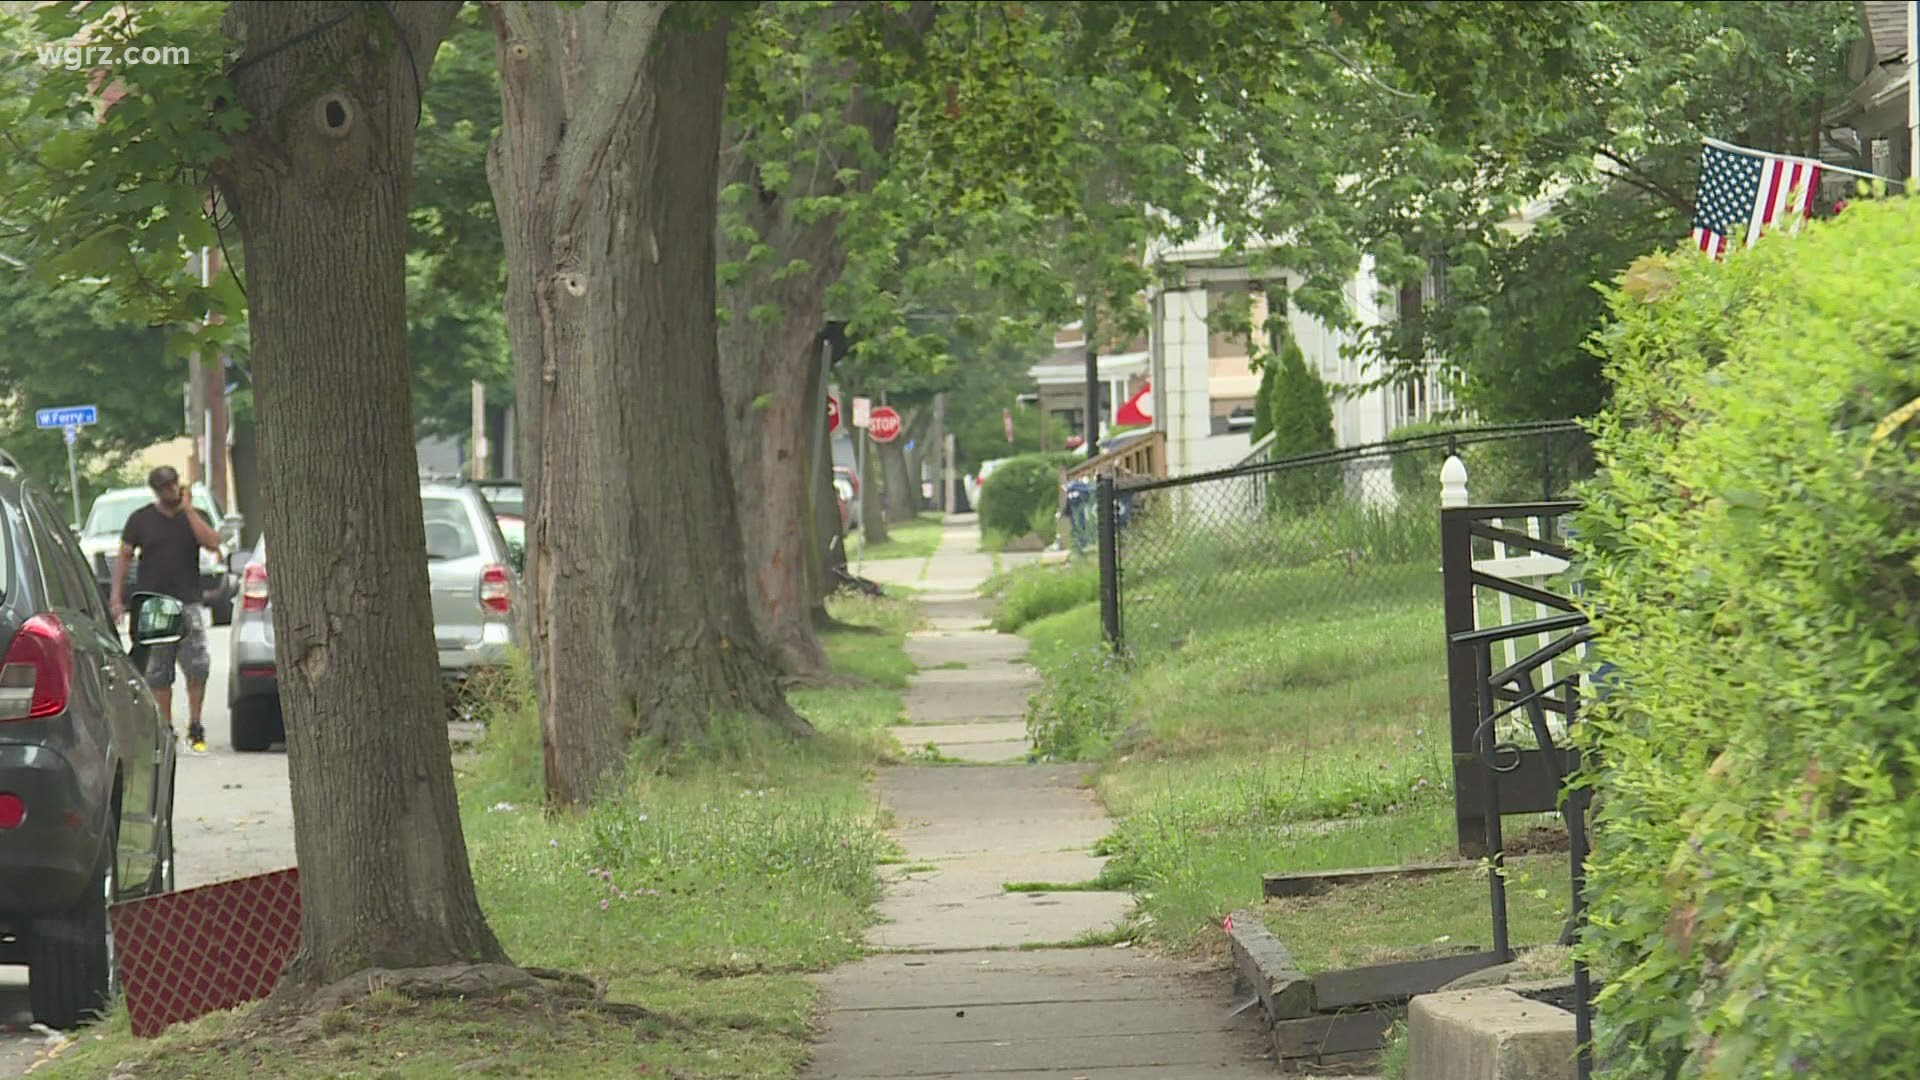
[827,394,841,434]
[36,404,98,429]
[37,405,97,529]
[852,396,872,429]
[868,406,903,444]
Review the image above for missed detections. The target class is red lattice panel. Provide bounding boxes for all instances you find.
[110,867,301,1037]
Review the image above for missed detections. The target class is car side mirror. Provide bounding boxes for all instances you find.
[130,592,187,647]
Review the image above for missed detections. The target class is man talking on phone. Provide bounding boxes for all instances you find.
[111,466,223,753]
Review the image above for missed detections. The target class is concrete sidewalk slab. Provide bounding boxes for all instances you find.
[810,951,1276,1079]
[807,522,1277,1078]
[905,631,1030,668]
[898,720,1029,744]
[903,679,1033,723]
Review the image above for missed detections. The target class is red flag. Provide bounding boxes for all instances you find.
[1114,382,1153,427]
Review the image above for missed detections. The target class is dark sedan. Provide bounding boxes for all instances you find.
[0,453,179,1028]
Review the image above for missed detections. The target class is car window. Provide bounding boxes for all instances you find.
[84,490,147,538]
[0,496,14,601]
[24,491,96,615]
[84,489,217,539]
[422,496,481,560]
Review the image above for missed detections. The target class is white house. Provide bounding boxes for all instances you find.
[1143,229,1456,479]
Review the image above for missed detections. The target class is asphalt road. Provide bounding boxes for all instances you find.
[1,622,297,1075]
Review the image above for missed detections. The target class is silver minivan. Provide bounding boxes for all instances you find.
[225,480,521,751]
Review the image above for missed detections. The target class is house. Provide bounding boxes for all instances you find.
[1143,229,1455,478]
[1025,322,1151,449]
[1826,1,1916,182]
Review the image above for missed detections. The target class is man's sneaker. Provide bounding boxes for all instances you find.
[188,728,208,754]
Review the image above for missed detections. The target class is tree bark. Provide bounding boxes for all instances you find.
[604,18,811,742]
[858,432,888,545]
[881,438,916,523]
[717,1,935,676]
[229,415,262,550]
[807,346,848,606]
[487,0,645,804]
[216,0,505,988]
[715,213,839,677]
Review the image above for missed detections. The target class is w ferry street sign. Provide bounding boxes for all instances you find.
[36,404,98,429]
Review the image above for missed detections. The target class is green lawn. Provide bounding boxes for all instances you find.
[848,512,944,563]
[1004,548,1573,959]
[35,596,917,1079]
[1262,853,1572,974]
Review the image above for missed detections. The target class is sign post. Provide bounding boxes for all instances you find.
[851,397,871,572]
[36,405,98,527]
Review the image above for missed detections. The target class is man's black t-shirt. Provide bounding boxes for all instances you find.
[121,504,204,603]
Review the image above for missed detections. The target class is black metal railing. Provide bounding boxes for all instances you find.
[1443,498,1598,1080]
[1094,421,1593,657]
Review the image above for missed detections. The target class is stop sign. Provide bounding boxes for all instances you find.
[867,405,903,443]
[826,394,841,433]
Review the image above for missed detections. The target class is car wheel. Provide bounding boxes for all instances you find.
[149,764,175,895]
[28,820,117,1029]
[231,695,280,752]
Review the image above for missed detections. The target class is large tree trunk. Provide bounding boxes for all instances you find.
[881,438,916,523]
[857,421,888,546]
[807,346,848,607]
[230,415,262,550]
[715,214,840,679]
[217,0,505,989]
[487,0,643,804]
[604,18,810,741]
[717,1,934,673]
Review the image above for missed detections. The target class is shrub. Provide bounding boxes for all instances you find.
[1573,197,1920,1079]
[1025,645,1130,760]
[991,560,1099,632]
[1261,323,1340,509]
[978,453,1062,538]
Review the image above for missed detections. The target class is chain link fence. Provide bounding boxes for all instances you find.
[1098,421,1595,656]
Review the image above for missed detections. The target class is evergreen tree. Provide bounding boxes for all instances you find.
[1262,322,1337,509]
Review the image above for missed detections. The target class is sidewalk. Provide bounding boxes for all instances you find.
[806,515,1276,1079]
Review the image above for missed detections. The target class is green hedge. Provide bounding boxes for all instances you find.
[1573,196,1920,1078]
[979,453,1063,539]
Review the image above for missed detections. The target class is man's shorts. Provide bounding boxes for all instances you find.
[145,603,212,689]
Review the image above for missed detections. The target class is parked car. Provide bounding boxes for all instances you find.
[228,479,521,751]
[0,451,179,1028]
[832,466,859,529]
[77,486,245,626]
[474,480,523,572]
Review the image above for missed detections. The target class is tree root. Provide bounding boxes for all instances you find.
[777,670,868,691]
[252,962,683,1032]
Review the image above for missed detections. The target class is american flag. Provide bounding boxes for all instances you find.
[1689,141,1822,258]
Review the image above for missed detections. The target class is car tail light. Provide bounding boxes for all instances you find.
[0,793,22,829]
[480,565,511,614]
[241,561,269,611]
[0,615,74,722]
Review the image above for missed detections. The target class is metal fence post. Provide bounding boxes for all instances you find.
[1097,472,1122,653]
[1440,453,1485,856]
[1542,428,1555,502]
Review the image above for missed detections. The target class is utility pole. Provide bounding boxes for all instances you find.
[1082,302,1100,460]
[930,392,947,512]
[186,248,209,487]
[470,380,487,480]
[1908,0,1917,180]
